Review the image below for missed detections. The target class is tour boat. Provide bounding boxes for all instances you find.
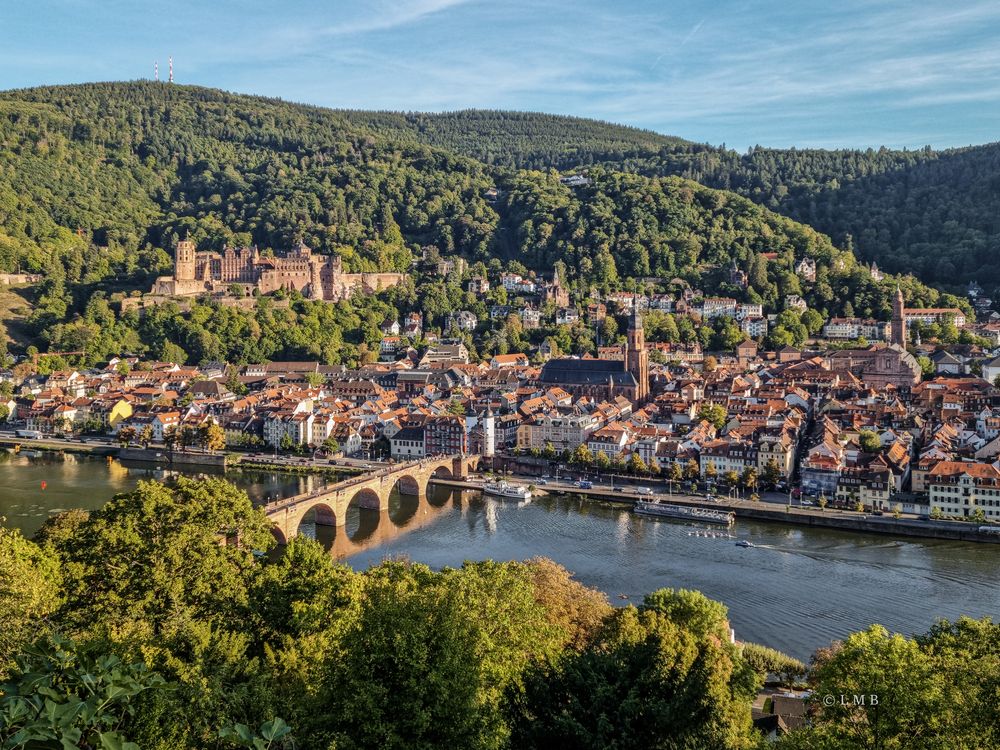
[483,480,533,501]
[735,540,755,548]
[633,500,734,525]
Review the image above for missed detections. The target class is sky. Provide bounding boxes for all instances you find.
[1,0,998,150]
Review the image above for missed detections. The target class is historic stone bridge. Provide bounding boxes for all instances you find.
[264,454,480,542]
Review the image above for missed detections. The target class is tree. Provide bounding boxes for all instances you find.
[203,421,226,452]
[226,366,249,397]
[762,458,781,486]
[117,425,137,448]
[323,436,341,454]
[594,450,611,471]
[858,429,881,453]
[279,433,295,453]
[304,371,325,388]
[741,642,806,686]
[704,460,718,480]
[685,459,700,480]
[697,402,727,431]
[628,452,647,475]
[667,462,683,483]
[723,470,739,487]
[49,477,275,639]
[740,467,758,491]
[159,340,188,365]
[570,444,593,467]
[320,560,563,750]
[0,634,166,749]
[803,625,950,750]
[818,495,828,510]
[509,596,757,750]
[138,425,154,449]
[0,527,61,670]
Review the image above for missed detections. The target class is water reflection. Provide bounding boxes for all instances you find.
[297,485,472,558]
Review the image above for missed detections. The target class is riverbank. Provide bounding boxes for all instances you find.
[431,478,1000,544]
[0,437,117,456]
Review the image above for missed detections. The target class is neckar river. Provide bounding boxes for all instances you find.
[2,452,998,660]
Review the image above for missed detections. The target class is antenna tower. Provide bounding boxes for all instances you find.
[168,57,173,83]
[154,61,158,81]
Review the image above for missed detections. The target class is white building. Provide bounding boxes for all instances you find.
[927,461,1000,520]
[823,318,890,341]
[701,297,738,320]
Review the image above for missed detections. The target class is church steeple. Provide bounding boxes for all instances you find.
[625,302,649,404]
[890,285,906,347]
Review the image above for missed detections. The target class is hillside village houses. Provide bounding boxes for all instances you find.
[9,252,1000,522]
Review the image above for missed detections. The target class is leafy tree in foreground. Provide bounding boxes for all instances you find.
[0,634,165,750]
[0,527,62,672]
[508,601,758,750]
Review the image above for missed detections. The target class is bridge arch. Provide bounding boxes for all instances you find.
[394,474,423,497]
[431,465,454,480]
[297,502,338,536]
[349,487,383,511]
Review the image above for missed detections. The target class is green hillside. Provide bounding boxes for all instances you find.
[341,109,1000,289]
[0,82,965,363]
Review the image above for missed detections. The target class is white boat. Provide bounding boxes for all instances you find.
[634,500,734,525]
[735,539,755,548]
[483,480,532,501]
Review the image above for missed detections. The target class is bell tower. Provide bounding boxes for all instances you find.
[890,285,906,347]
[625,306,649,403]
[175,239,196,281]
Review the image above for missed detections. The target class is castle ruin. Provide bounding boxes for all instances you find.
[151,240,407,302]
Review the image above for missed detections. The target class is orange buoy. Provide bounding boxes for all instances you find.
[40,480,47,490]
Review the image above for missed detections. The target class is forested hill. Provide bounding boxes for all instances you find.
[0,81,966,361]
[346,109,1000,289]
[336,109,689,170]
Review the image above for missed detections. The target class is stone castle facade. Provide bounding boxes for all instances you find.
[151,240,406,302]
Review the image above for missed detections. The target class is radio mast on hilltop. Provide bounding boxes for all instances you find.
[169,57,173,83]
[154,61,158,81]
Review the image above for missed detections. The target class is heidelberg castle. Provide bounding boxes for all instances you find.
[151,240,406,302]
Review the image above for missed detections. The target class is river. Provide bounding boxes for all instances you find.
[2,452,998,660]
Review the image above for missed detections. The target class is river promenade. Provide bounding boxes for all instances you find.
[3,431,998,544]
[433,477,1000,544]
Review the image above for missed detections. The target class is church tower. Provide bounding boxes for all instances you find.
[890,286,906,347]
[175,239,196,281]
[625,307,650,403]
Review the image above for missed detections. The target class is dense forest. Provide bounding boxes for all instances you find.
[2,477,998,749]
[0,82,970,362]
[336,109,1000,288]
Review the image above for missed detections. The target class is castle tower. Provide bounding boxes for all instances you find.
[890,285,906,347]
[482,407,496,458]
[309,256,324,300]
[625,306,649,403]
[175,239,196,281]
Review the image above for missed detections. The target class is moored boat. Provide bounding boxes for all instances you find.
[483,480,533,501]
[633,500,734,525]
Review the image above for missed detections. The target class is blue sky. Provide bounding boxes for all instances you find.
[2,0,998,150]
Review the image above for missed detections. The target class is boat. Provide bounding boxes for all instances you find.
[483,480,532,501]
[633,500,734,525]
[735,540,755,548]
